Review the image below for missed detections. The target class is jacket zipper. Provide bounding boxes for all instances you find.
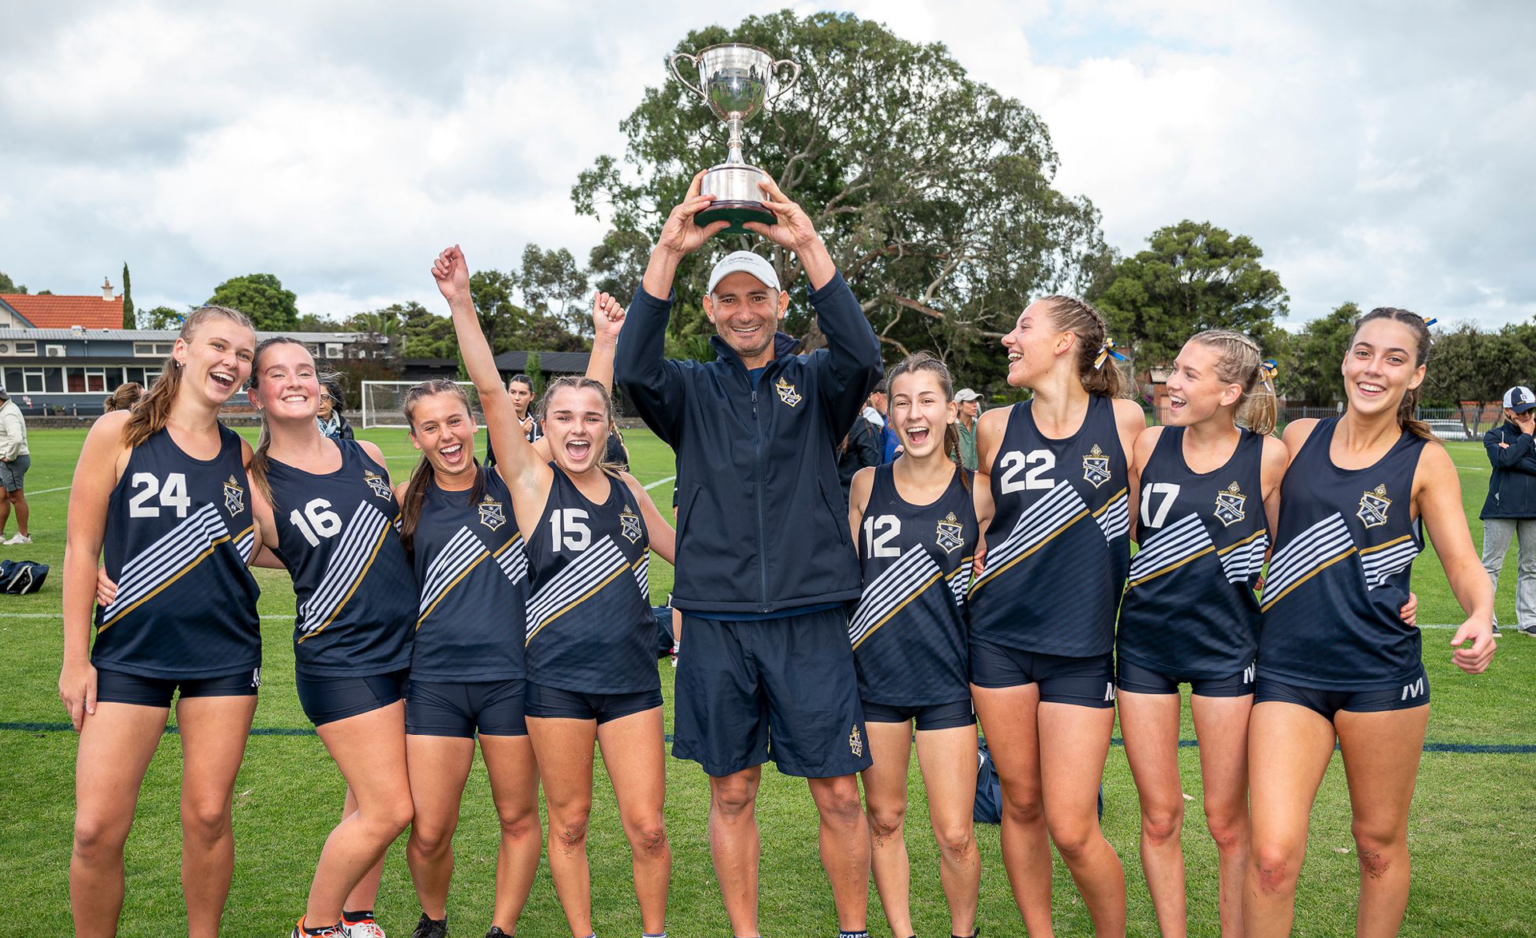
[751,383,769,611]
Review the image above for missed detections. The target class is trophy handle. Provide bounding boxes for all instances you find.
[767,59,802,104]
[669,52,706,100]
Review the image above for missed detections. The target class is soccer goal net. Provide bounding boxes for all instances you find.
[360,380,484,429]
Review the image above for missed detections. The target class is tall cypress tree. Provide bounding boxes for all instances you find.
[121,262,135,329]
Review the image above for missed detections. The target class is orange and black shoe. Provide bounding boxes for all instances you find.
[292,917,346,938]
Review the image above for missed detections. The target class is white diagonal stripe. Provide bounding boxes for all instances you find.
[1362,541,1420,589]
[984,482,1087,573]
[299,501,391,635]
[849,547,941,645]
[1095,490,1130,542]
[525,536,629,639]
[102,504,231,622]
[496,536,527,585]
[1128,513,1210,579]
[1262,513,1353,603]
[419,527,487,617]
[1219,535,1269,583]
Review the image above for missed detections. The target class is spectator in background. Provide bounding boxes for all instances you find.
[837,408,883,503]
[103,382,144,413]
[316,376,355,440]
[1481,385,1536,637]
[0,387,31,544]
[862,383,900,462]
[954,387,981,470]
[485,374,542,468]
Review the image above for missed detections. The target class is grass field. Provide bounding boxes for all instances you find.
[1,426,1533,937]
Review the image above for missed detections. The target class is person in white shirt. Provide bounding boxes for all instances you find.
[0,387,32,544]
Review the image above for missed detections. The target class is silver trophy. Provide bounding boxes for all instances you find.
[670,43,801,234]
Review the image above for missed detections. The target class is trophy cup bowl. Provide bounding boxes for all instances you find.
[670,43,801,234]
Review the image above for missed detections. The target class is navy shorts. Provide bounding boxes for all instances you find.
[1116,657,1256,698]
[674,609,873,779]
[295,670,407,727]
[1255,665,1430,721]
[862,698,975,731]
[969,636,1117,709]
[407,678,528,738]
[523,682,661,724]
[96,666,260,708]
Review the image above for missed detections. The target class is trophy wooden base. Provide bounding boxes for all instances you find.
[696,201,776,235]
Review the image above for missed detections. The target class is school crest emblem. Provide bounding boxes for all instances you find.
[1358,484,1392,529]
[477,495,506,531]
[1082,444,1111,489]
[1214,482,1247,528]
[775,377,801,408]
[222,475,245,516]
[619,506,643,544]
[364,469,392,500]
[935,512,964,555]
[848,724,864,758]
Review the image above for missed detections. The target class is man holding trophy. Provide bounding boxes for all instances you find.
[615,42,884,938]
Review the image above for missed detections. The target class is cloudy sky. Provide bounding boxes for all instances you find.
[2,0,1531,331]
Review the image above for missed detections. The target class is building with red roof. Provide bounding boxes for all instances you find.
[0,278,123,330]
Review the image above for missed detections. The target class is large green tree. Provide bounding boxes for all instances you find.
[141,305,187,329]
[573,10,1105,374]
[0,271,28,294]
[121,263,135,329]
[519,245,590,336]
[207,273,299,331]
[1421,322,1536,407]
[1095,220,1287,368]
[1281,302,1360,406]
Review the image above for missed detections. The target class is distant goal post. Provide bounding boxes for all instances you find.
[360,380,484,429]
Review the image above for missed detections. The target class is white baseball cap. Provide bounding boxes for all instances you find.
[707,251,781,295]
[1504,386,1535,414]
[955,388,982,402]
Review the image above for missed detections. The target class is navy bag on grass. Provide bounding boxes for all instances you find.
[974,740,1105,823]
[0,559,49,595]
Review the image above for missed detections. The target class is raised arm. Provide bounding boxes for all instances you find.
[747,177,882,431]
[618,171,729,447]
[433,245,548,495]
[586,291,625,398]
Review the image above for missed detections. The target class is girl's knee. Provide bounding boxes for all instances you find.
[1250,840,1302,894]
[181,799,232,844]
[1140,805,1184,847]
[933,822,974,860]
[866,805,906,845]
[624,814,668,857]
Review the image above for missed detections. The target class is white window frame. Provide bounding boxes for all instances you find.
[133,341,175,357]
[22,367,48,394]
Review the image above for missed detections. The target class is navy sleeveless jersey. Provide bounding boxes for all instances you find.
[92,425,260,679]
[524,469,656,694]
[967,395,1131,656]
[1260,417,1428,690]
[410,468,528,682]
[1117,428,1269,677]
[849,464,974,706]
[266,439,416,678]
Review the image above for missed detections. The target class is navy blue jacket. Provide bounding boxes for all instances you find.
[616,270,883,613]
[1481,421,1536,519]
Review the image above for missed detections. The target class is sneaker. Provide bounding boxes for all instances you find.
[3,533,29,545]
[344,916,387,938]
[1519,626,1536,638]
[1492,624,1502,636]
[412,913,448,938]
[485,928,510,938]
[293,919,346,938]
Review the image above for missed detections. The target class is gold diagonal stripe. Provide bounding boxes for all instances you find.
[524,562,630,647]
[1091,488,1128,518]
[417,550,491,629]
[1358,534,1413,556]
[493,535,520,557]
[851,570,944,651]
[1259,547,1358,613]
[1216,528,1266,556]
[298,522,390,644]
[97,535,231,632]
[970,508,1090,594]
[1126,544,1217,589]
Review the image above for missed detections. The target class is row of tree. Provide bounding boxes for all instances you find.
[3,11,1529,409]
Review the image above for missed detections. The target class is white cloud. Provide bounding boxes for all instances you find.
[0,0,1531,333]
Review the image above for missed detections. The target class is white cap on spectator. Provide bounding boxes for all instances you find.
[1504,386,1536,414]
[955,388,982,402]
[707,251,781,295]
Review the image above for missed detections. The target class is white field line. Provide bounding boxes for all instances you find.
[644,475,676,490]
